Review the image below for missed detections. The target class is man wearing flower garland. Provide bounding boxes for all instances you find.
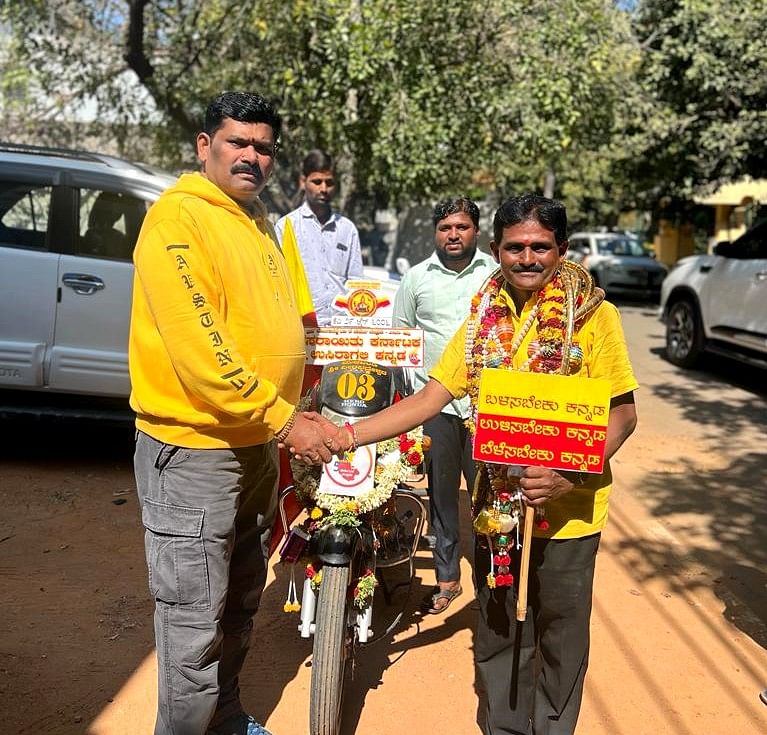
[308,194,638,735]
[392,196,495,614]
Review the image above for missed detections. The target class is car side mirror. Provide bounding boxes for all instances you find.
[713,241,732,257]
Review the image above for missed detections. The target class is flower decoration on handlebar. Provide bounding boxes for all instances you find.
[291,428,425,526]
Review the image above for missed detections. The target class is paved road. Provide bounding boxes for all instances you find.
[2,302,766,734]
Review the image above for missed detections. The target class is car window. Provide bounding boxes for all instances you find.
[0,181,52,250]
[598,237,646,257]
[77,188,148,260]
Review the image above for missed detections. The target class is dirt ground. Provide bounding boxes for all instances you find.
[1,304,766,735]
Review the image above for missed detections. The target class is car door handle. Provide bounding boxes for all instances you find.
[699,264,712,273]
[62,273,105,295]
[756,271,767,281]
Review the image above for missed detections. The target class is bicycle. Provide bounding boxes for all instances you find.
[278,359,427,735]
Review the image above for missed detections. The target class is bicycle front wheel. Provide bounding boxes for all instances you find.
[310,564,351,735]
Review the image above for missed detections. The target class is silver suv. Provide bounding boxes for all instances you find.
[566,231,668,300]
[0,143,175,416]
[661,219,767,369]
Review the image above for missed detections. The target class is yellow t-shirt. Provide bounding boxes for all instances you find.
[429,289,638,539]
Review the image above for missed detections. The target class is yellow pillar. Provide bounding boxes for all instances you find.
[654,220,695,267]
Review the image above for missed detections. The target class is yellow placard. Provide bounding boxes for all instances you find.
[474,369,612,472]
[478,369,611,425]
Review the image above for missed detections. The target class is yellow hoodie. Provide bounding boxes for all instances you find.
[129,173,306,448]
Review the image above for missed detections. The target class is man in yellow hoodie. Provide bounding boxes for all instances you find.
[129,91,335,735]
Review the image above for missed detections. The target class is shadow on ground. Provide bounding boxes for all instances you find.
[0,414,135,463]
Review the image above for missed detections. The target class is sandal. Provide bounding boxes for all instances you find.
[421,584,463,614]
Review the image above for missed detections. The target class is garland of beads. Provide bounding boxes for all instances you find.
[464,261,604,589]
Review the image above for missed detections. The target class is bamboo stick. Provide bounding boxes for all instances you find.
[515,505,535,621]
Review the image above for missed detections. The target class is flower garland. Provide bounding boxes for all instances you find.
[465,267,589,436]
[353,569,378,609]
[283,420,426,615]
[290,427,425,524]
[464,261,603,588]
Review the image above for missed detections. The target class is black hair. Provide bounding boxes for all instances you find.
[431,196,480,229]
[203,91,282,147]
[301,149,334,176]
[492,194,567,245]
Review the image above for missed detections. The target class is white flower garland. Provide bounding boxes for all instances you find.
[291,427,424,516]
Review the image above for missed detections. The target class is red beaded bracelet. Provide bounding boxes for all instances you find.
[343,421,359,451]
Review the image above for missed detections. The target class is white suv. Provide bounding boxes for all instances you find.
[0,143,175,417]
[660,219,767,368]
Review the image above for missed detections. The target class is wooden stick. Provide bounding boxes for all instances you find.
[516,505,535,622]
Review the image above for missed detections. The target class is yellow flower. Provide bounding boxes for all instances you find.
[310,507,323,520]
[345,500,359,512]
[486,573,497,589]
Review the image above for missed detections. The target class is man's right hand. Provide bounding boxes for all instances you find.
[281,413,339,464]
[302,412,356,456]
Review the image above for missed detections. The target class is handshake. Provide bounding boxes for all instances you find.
[277,411,355,464]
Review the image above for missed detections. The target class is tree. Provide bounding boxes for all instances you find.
[1,0,643,227]
[474,1,643,225]
[631,0,767,197]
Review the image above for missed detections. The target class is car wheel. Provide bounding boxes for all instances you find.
[665,298,705,368]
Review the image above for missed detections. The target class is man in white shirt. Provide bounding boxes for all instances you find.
[392,196,495,613]
[275,150,364,326]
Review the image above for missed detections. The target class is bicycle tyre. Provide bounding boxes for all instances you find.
[310,564,350,735]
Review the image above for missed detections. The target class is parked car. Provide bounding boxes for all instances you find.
[566,231,668,300]
[660,219,767,369]
[0,143,176,417]
[0,142,402,418]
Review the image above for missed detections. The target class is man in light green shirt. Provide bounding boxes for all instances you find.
[392,196,495,613]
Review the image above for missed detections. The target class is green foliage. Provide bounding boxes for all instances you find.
[1,0,640,216]
[631,0,767,197]
[5,0,763,224]
[323,507,361,529]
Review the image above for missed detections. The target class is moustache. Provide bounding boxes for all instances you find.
[231,163,263,180]
[510,264,545,273]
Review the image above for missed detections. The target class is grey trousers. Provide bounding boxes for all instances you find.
[134,431,279,735]
[423,412,477,583]
[474,533,601,735]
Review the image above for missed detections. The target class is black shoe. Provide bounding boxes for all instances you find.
[209,714,273,735]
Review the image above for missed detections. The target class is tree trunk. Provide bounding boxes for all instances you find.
[543,168,556,199]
